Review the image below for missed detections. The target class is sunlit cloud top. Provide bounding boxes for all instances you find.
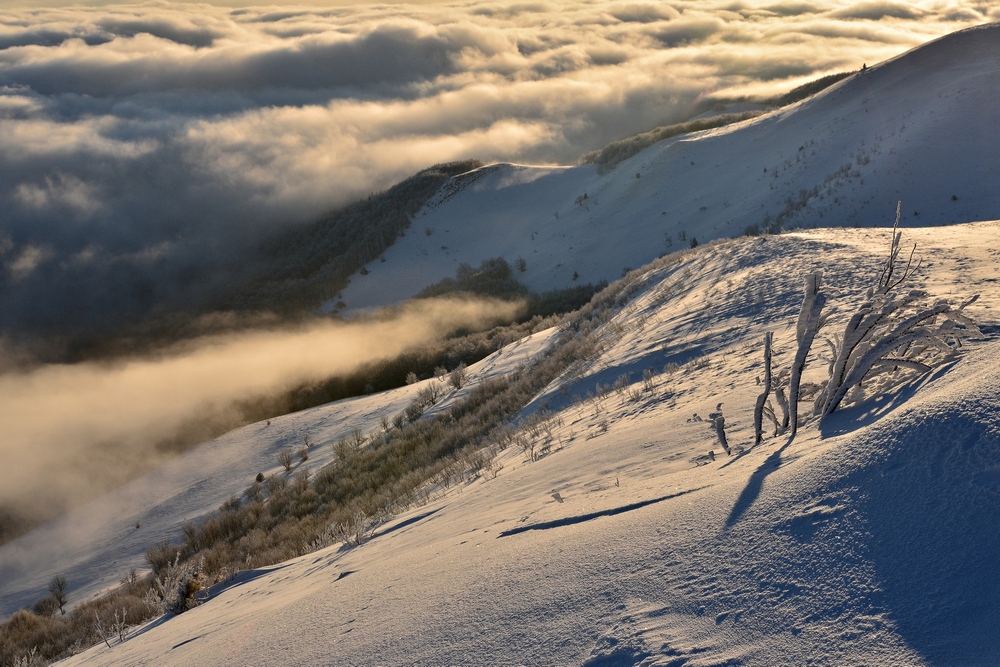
[0,1,993,335]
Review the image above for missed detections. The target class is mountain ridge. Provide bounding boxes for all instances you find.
[339,21,1000,312]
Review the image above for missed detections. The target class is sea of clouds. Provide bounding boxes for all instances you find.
[0,0,992,337]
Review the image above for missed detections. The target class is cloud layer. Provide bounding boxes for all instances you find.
[0,296,521,529]
[0,1,993,337]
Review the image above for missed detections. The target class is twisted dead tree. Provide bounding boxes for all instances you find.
[788,272,827,437]
[816,204,980,416]
[750,202,980,445]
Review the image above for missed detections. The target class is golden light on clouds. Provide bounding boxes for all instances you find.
[0,297,522,521]
[0,2,991,293]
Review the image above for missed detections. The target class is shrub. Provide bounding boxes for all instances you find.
[31,596,58,618]
[0,611,69,666]
[449,363,468,390]
[148,554,206,615]
[0,571,159,665]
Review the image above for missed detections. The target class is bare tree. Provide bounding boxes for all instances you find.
[48,575,68,615]
[421,381,443,404]
[817,206,980,416]
[449,363,468,390]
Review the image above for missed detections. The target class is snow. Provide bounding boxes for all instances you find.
[3,22,1000,667]
[35,221,1000,667]
[339,23,1000,312]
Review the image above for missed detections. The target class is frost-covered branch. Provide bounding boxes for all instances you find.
[788,272,826,437]
[708,403,730,455]
[753,332,774,445]
[877,202,920,294]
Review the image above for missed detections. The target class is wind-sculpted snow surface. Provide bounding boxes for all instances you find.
[44,222,999,666]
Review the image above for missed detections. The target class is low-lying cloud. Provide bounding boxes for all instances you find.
[0,296,522,531]
[0,0,992,337]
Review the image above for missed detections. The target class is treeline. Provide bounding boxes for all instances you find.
[580,111,765,173]
[416,256,605,317]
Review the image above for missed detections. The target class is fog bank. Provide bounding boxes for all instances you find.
[0,296,522,533]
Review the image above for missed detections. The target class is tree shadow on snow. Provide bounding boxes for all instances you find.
[371,507,442,541]
[818,360,958,439]
[724,437,795,529]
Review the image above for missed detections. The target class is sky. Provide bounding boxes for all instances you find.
[0,0,994,339]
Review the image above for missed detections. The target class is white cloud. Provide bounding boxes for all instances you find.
[6,243,52,281]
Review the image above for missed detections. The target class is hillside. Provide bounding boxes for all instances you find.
[340,23,1000,311]
[0,219,996,665]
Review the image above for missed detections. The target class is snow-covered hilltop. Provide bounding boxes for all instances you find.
[342,22,1000,310]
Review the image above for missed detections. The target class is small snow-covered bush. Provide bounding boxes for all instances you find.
[708,404,731,455]
[817,204,980,416]
[148,555,206,615]
[331,511,376,548]
[642,368,656,393]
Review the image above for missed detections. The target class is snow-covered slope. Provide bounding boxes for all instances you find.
[341,22,1000,310]
[0,329,556,619]
[29,219,1000,666]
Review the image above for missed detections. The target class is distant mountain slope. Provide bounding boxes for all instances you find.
[341,22,1000,311]
[222,160,483,315]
